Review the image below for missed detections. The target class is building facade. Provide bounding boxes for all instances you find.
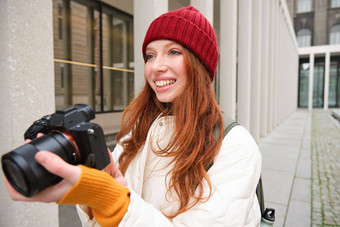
[0,0,298,226]
[286,0,340,109]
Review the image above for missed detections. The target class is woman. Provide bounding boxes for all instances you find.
[5,6,262,227]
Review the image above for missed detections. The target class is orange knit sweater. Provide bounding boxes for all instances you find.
[58,165,130,227]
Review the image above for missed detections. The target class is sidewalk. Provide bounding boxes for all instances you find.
[259,109,311,227]
[259,109,340,226]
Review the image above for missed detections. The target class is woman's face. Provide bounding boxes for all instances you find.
[144,40,187,103]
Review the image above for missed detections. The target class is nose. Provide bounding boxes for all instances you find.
[151,55,168,73]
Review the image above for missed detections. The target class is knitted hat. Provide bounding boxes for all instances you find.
[142,6,218,81]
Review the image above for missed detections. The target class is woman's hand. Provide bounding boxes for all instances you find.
[4,150,81,203]
[103,148,126,186]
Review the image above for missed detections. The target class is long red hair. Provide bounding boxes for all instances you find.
[117,47,223,218]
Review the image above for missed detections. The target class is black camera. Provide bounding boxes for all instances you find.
[1,104,110,197]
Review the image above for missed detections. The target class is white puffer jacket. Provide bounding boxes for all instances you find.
[77,116,262,226]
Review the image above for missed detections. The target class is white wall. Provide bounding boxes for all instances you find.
[0,0,57,226]
[235,0,298,139]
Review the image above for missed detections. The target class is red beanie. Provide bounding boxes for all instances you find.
[142,6,218,81]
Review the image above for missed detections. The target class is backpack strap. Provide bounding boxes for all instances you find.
[222,114,239,137]
[209,113,238,171]
[213,112,239,140]
[256,176,265,218]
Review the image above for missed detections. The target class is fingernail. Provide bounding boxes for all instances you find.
[35,151,47,163]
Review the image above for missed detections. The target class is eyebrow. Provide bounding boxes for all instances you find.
[146,41,182,52]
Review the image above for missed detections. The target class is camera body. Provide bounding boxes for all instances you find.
[24,104,109,169]
[2,104,110,197]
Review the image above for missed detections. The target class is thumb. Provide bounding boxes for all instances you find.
[35,151,81,184]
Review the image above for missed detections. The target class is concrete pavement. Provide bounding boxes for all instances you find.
[260,109,340,226]
[260,109,312,227]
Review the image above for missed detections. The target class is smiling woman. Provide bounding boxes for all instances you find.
[89,6,260,225]
[144,40,187,103]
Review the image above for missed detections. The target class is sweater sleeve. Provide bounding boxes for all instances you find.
[58,165,130,227]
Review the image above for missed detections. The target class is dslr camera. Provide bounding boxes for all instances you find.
[2,104,110,197]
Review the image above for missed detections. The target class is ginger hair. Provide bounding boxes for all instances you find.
[116,47,223,218]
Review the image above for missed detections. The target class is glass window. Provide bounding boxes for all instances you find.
[70,2,92,108]
[298,60,310,107]
[297,28,312,47]
[329,57,340,107]
[57,2,63,40]
[52,0,134,113]
[331,0,340,8]
[298,58,326,108]
[330,24,340,45]
[313,59,325,108]
[297,0,312,13]
[102,15,134,111]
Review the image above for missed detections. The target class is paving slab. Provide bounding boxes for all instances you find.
[291,177,311,203]
[262,168,294,206]
[295,157,311,179]
[260,109,310,227]
[285,200,311,227]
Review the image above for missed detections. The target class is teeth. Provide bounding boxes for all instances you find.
[155,80,176,87]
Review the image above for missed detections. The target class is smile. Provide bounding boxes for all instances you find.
[155,80,176,87]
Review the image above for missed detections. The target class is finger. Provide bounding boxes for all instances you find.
[108,148,114,163]
[37,133,44,138]
[109,159,127,186]
[25,132,44,144]
[35,151,80,184]
[102,149,127,186]
[115,175,127,186]
[25,139,32,144]
[111,161,122,178]
[103,148,114,170]
[103,148,114,172]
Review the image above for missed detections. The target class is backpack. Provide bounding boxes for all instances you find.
[212,114,275,226]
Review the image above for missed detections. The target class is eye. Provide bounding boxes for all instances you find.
[169,49,181,55]
[145,53,155,61]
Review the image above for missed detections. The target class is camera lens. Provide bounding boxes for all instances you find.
[2,158,28,193]
[1,131,78,197]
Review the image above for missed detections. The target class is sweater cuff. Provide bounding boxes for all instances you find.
[58,165,130,226]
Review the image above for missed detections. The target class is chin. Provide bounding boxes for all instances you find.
[156,95,175,103]
[158,98,175,103]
